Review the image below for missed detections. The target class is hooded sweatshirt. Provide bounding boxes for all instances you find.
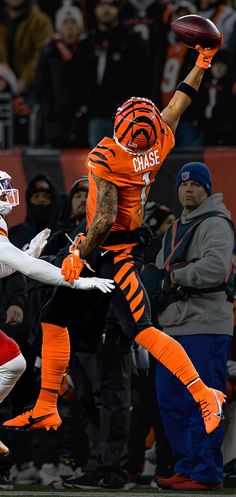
[9,174,61,250]
[155,193,235,336]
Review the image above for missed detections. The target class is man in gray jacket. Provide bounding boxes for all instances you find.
[154,161,235,491]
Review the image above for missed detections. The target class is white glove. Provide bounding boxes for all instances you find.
[227,360,236,377]
[26,228,51,258]
[72,277,115,293]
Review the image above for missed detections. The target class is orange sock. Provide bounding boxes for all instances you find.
[35,322,70,411]
[135,327,208,401]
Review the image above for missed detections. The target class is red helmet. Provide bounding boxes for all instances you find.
[113,97,162,154]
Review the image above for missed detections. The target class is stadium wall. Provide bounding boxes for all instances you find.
[0,147,235,227]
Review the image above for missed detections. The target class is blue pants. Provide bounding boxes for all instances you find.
[156,334,231,484]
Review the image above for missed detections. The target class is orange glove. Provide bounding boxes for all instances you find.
[61,252,84,283]
[195,33,224,69]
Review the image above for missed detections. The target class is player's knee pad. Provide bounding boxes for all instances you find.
[0,353,26,381]
[0,353,26,402]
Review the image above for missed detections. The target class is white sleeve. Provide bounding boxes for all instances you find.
[0,262,16,278]
[0,236,76,288]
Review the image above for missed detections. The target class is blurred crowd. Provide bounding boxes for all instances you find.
[0,0,236,148]
[0,168,235,491]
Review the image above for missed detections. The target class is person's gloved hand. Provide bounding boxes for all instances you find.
[61,233,85,283]
[195,33,224,69]
[62,232,94,283]
[227,360,236,377]
[71,276,115,293]
[26,228,51,258]
[61,252,84,284]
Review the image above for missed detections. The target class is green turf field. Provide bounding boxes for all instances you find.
[0,485,235,497]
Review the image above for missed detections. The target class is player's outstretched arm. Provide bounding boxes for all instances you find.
[0,236,114,292]
[0,228,52,279]
[161,35,223,134]
[79,174,118,260]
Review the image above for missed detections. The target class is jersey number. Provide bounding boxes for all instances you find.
[139,172,151,215]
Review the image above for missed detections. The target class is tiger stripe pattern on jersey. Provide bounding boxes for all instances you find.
[88,145,116,172]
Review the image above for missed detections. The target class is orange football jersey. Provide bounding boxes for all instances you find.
[86,122,174,232]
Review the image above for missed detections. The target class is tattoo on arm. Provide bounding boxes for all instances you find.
[80,174,118,259]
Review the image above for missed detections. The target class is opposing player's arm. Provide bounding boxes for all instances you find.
[79,174,118,260]
[161,38,223,134]
[0,235,114,292]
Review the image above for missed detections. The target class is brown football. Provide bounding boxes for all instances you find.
[171,14,221,48]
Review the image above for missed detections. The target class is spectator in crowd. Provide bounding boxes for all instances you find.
[43,176,89,259]
[0,0,53,96]
[222,245,236,484]
[0,0,53,145]
[68,176,88,229]
[8,174,63,250]
[77,0,150,147]
[154,161,235,491]
[35,4,88,148]
[122,0,172,68]
[144,201,175,263]
[198,49,236,145]
[38,0,88,31]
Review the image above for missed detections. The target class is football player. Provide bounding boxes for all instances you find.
[4,39,225,435]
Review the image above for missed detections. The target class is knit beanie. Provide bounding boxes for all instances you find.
[55,5,84,32]
[144,202,173,233]
[176,162,212,195]
[69,176,89,203]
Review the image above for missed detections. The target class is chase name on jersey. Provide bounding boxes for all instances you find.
[133,150,160,172]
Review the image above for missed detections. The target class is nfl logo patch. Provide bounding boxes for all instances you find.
[128,141,137,150]
[182,171,190,181]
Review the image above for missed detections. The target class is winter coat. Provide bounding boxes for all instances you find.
[0,5,53,88]
[156,193,235,336]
